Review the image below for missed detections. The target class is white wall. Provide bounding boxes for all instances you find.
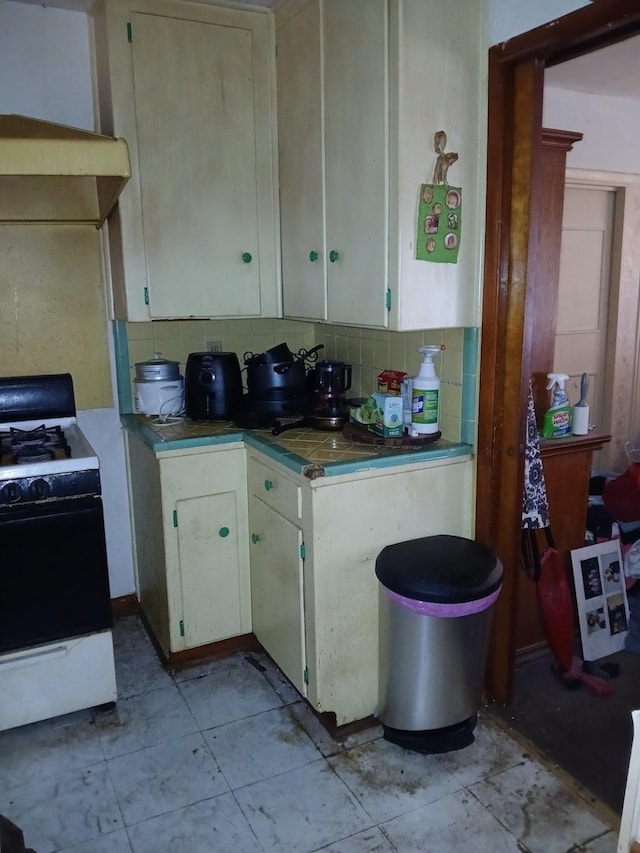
[0,0,135,598]
[544,87,640,174]
[487,0,590,45]
[0,2,93,127]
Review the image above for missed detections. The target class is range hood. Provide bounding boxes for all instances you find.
[0,115,131,226]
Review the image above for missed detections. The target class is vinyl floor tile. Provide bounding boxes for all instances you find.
[287,699,344,758]
[234,760,373,853]
[112,634,173,700]
[93,683,197,759]
[0,709,103,791]
[577,831,619,852]
[126,792,262,853]
[328,737,462,824]
[178,655,283,729]
[314,827,396,852]
[3,762,123,853]
[56,827,133,853]
[108,731,228,826]
[469,759,612,853]
[379,788,522,852]
[203,705,319,790]
[442,714,530,787]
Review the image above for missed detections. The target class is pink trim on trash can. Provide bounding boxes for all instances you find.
[382,584,502,617]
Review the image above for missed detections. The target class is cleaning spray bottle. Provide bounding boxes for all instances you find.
[542,373,572,438]
[410,345,444,435]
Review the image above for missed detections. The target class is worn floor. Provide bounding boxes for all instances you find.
[491,646,640,815]
[0,616,622,852]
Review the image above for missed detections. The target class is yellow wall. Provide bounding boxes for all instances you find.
[0,224,112,409]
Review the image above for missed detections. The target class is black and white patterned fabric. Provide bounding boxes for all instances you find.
[522,380,549,530]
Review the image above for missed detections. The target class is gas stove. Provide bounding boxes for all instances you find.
[0,373,116,731]
[0,410,100,507]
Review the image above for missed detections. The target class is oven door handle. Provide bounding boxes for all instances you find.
[0,643,73,671]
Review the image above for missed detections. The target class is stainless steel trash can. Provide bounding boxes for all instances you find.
[376,534,503,753]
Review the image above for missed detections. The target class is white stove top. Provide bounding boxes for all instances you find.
[0,417,99,482]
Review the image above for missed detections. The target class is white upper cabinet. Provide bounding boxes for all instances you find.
[276,0,483,330]
[276,0,326,321]
[276,0,387,328]
[94,0,280,321]
[323,0,388,328]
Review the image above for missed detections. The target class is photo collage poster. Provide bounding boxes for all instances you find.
[416,184,461,263]
[570,539,630,661]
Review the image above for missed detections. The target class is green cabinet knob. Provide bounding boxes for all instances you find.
[242,252,252,264]
[264,479,273,491]
[251,533,260,544]
[329,250,339,263]
[309,250,319,262]
[219,526,230,538]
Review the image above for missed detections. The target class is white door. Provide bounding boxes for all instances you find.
[554,186,616,436]
[249,497,306,696]
[323,0,389,328]
[131,12,261,318]
[277,0,326,321]
[176,491,243,649]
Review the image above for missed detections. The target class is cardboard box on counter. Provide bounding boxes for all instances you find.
[370,392,403,438]
[349,394,403,437]
[378,370,406,396]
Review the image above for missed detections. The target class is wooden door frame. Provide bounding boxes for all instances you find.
[477,0,640,704]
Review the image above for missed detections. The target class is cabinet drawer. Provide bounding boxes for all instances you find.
[248,455,302,523]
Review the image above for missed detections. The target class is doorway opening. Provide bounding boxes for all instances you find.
[477,0,640,706]
[478,0,640,817]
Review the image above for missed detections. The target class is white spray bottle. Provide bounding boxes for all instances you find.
[411,345,444,435]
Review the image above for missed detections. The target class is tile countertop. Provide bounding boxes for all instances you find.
[121,414,472,479]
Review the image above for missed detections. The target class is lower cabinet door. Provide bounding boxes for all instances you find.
[176,491,243,649]
[249,496,306,696]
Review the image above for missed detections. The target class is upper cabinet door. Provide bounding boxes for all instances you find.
[323,0,389,328]
[131,12,260,318]
[276,0,483,332]
[277,0,326,321]
[95,0,280,322]
[276,0,388,329]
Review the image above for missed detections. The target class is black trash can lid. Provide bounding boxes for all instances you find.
[375,535,503,604]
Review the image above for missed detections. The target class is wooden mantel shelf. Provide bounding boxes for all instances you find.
[540,431,611,458]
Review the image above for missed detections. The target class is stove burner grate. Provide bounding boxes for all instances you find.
[0,424,72,468]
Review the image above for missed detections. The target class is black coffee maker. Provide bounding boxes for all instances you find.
[310,360,352,410]
[184,352,243,420]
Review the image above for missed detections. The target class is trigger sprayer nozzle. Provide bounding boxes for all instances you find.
[546,372,569,391]
[418,344,445,362]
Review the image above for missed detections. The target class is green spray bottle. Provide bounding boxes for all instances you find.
[542,373,572,438]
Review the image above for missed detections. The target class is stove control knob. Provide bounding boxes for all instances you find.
[1,481,22,503]
[29,478,51,500]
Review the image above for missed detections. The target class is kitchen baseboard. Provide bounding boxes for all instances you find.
[111,593,139,620]
[166,633,263,673]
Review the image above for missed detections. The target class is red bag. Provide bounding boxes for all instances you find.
[536,545,574,673]
[603,464,640,523]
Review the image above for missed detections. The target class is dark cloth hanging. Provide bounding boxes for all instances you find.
[521,381,550,580]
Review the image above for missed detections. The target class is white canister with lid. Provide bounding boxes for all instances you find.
[134,353,184,416]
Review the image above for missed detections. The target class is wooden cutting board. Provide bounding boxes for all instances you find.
[342,421,441,449]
